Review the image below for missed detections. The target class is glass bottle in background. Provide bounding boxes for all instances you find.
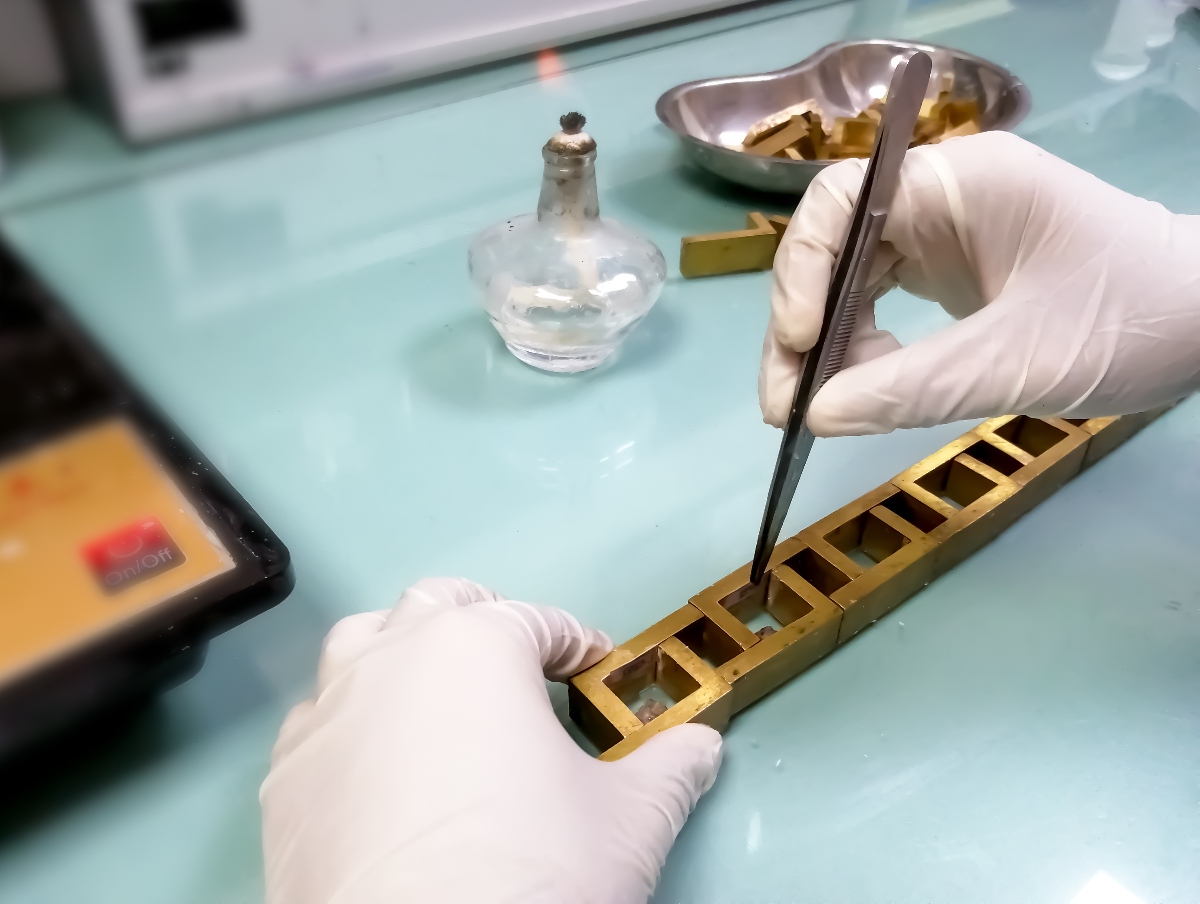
[467,113,667,373]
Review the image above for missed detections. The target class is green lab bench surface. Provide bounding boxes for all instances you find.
[1,1,1198,901]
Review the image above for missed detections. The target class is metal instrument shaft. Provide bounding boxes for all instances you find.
[749,50,933,585]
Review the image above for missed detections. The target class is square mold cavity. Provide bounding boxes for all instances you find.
[824,509,910,570]
[711,565,843,711]
[717,571,816,635]
[603,645,700,718]
[879,489,948,532]
[675,615,744,668]
[963,439,1025,476]
[993,415,1067,456]
[915,458,997,510]
[784,546,853,597]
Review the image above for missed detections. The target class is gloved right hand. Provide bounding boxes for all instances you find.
[760,131,1200,435]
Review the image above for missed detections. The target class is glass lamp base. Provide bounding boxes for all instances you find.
[503,340,617,373]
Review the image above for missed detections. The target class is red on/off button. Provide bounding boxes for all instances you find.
[82,516,185,594]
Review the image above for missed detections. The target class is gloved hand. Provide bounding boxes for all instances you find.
[260,577,722,904]
[760,131,1200,434]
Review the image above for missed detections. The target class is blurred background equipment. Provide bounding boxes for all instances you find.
[18,0,757,142]
[1092,0,1192,79]
[0,238,293,759]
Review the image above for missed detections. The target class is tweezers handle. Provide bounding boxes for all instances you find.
[815,212,886,393]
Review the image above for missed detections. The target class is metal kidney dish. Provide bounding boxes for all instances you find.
[655,39,1031,195]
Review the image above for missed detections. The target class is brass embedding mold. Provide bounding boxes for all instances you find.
[569,407,1175,758]
[679,212,789,278]
[736,77,982,164]
[567,604,736,762]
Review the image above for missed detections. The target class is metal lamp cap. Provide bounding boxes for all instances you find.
[545,111,596,155]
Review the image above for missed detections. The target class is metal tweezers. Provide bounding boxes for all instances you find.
[750,50,933,585]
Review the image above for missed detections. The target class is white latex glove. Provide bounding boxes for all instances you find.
[760,131,1200,434]
[260,577,722,904]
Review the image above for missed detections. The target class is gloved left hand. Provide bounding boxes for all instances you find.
[260,577,723,904]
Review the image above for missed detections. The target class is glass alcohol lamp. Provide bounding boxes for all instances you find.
[468,113,667,373]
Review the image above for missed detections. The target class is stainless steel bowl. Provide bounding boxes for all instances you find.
[655,39,1031,195]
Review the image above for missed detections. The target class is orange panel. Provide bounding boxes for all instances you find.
[0,419,234,683]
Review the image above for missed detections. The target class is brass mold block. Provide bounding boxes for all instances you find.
[797,483,938,643]
[890,431,1019,573]
[679,212,785,278]
[1066,403,1176,468]
[572,413,1172,759]
[765,214,791,239]
[971,415,1090,509]
[1069,416,1131,469]
[744,114,816,157]
[568,604,735,761]
[689,557,842,712]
